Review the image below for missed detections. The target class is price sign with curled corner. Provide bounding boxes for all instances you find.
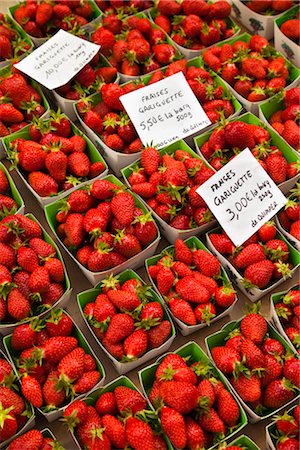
[197,148,287,247]
[15,30,100,90]
[120,72,211,149]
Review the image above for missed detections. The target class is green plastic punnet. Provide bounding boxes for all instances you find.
[270,284,299,354]
[3,309,106,423]
[0,14,33,70]
[206,225,300,301]
[222,434,261,450]
[205,32,300,115]
[145,236,237,335]
[77,269,176,374]
[53,54,120,122]
[0,213,71,335]
[0,349,35,449]
[231,0,295,40]
[9,1,102,47]
[2,116,108,207]
[44,174,161,284]
[266,405,298,450]
[0,65,50,159]
[138,341,248,449]
[148,6,240,59]
[205,319,299,423]
[0,162,24,216]
[274,5,300,67]
[122,140,217,244]
[67,375,172,450]
[194,111,300,195]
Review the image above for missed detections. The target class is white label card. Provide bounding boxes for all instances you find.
[15,30,101,90]
[120,72,211,149]
[197,149,287,247]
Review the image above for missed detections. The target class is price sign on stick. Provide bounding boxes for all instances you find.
[197,148,287,247]
[120,72,211,149]
[15,30,100,90]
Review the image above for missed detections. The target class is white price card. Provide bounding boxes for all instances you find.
[120,72,211,149]
[15,30,100,90]
[197,148,287,247]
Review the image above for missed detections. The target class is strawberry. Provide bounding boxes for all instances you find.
[275,410,299,436]
[243,259,274,289]
[141,147,161,175]
[21,374,43,408]
[28,172,58,197]
[160,406,187,450]
[7,288,30,320]
[240,339,264,369]
[114,385,146,414]
[42,370,66,408]
[45,310,73,337]
[107,289,140,311]
[156,267,174,295]
[159,380,199,414]
[225,121,255,150]
[111,192,135,227]
[211,346,240,373]
[105,314,134,344]
[43,336,78,364]
[148,321,171,349]
[192,249,220,278]
[175,239,193,265]
[197,408,225,433]
[217,388,240,426]
[175,276,211,304]
[0,406,17,442]
[153,44,176,65]
[233,244,266,269]
[232,372,261,403]
[283,357,300,388]
[240,307,267,345]
[169,298,197,325]
[265,154,287,184]
[261,354,283,387]
[102,414,126,449]
[215,285,236,308]
[95,392,117,416]
[263,378,296,408]
[8,429,44,450]
[73,371,101,394]
[126,417,155,450]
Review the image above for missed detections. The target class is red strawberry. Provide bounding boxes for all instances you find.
[160,406,187,450]
[114,385,146,414]
[263,378,296,408]
[243,260,274,289]
[21,374,43,407]
[169,297,197,325]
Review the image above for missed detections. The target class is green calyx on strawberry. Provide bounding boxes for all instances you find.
[158,183,186,203]
[273,261,293,280]
[191,360,214,378]
[263,244,288,262]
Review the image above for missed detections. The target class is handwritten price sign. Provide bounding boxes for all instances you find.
[15,30,100,90]
[197,149,287,246]
[120,72,211,149]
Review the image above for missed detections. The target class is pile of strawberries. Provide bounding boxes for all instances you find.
[125,146,215,230]
[211,307,300,414]
[152,0,235,50]
[148,238,236,327]
[91,14,181,76]
[83,273,173,361]
[0,14,32,63]
[54,178,158,272]
[203,35,292,103]
[209,222,296,290]
[78,59,236,155]
[270,406,300,450]
[55,52,118,100]
[147,351,242,449]
[7,429,63,450]
[246,0,293,14]
[7,110,106,198]
[0,354,32,443]
[199,118,299,183]
[63,385,168,449]
[0,71,46,138]
[0,213,67,324]
[274,285,300,353]
[13,0,97,38]
[268,87,300,151]
[280,11,300,43]
[95,0,153,14]
[278,184,300,241]
[10,309,102,411]
[0,166,19,217]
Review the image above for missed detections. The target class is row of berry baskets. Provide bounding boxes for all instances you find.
[0,305,299,449]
